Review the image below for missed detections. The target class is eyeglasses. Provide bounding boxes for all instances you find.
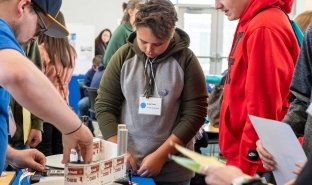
[32,4,47,36]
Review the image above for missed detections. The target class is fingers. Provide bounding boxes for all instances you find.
[137,164,155,177]
[292,168,301,175]
[76,125,93,163]
[26,130,42,147]
[81,144,93,163]
[137,157,150,176]
[293,161,306,175]
[200,165,212,174]
[127,153,137,174]
[256,140,271,157]
[201,166,220,185]
[295,161,305,168]
[256,140,276,171]
[259,152,275,171]
[284,179,295,185]
[62,124,93,164]
[29,149,46,171]
[28,138,41,148]
[137,167,150,177]
[62,146,71,164]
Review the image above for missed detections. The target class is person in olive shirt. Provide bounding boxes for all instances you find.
[102,0,143,66]
[9,40,43,149]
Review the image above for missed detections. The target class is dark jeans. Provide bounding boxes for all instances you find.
[36,122,63,156]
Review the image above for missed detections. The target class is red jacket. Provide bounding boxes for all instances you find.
[219,0,300,175]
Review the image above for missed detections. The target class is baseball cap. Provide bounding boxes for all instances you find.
[32,0,69,38]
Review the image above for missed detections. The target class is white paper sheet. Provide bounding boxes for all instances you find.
[249,115,307,185]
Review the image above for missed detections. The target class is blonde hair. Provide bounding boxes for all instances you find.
[294,10,312,33]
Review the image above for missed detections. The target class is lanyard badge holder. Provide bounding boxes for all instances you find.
[139,58,162,116]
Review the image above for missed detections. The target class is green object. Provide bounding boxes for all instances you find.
[169,155,202,173]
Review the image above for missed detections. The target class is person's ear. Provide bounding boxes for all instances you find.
[128,8,136,16]
[17,0,29,16]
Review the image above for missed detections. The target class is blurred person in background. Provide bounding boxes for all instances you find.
[78,54,102,134]
[8,40,43,151]
[36,11,77,156]
[102,0,143,67]
[0,0,93,174]
[95,28,112,56]
[294,10,312,33]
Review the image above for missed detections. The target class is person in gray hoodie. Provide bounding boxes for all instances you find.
[256,24,312,184]
[282,24,312,156]
[95,0,208,184]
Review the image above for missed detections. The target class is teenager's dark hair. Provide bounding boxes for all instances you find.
[135,0,178,40]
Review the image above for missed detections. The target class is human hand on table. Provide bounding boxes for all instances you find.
[62,124,93,164]
[137,151,166,177]
[7,146,46,171]
[127,152,138,174]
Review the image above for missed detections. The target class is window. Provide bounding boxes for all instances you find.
[177,5,237,75]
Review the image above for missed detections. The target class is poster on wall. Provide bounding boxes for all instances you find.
[67,23,95,75]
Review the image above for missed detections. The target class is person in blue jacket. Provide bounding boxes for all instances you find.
[0,0,93,174]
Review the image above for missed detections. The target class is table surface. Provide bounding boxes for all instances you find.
[204,123,219,133]
[13,170,156,185]
[0,171,16,185]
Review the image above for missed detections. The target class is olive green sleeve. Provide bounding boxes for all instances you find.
[172,49,208,144]
[30,114,43,132]
[95,46,130,139]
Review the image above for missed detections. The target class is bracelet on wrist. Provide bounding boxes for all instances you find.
[64,122,83,135]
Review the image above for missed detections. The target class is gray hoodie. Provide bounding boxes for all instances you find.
[283,25,312,156]
[95,28,208,182]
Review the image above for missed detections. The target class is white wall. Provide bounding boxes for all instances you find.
[294,0,312,17]
[304,0,312,10]
[61,0,312,39]
[61,0,125,37]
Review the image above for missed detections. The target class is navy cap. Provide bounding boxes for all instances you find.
[32,0,69,38]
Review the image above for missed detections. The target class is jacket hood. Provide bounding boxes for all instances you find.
[127,27,190,62]
[240,0,295,23]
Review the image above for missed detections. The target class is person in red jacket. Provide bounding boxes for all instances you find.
[216,0,300,178]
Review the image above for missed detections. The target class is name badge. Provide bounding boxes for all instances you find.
[138,97,162,115]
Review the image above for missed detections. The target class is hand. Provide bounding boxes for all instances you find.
[26,129,42,147]
[137,152,166,177]
[200,165,244,185]
[256,140,276,171]
[285,179,295,185]
[7,146,45,171]
[62,124,93,164]
[127,152,138,174]
[292,161,306,175]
